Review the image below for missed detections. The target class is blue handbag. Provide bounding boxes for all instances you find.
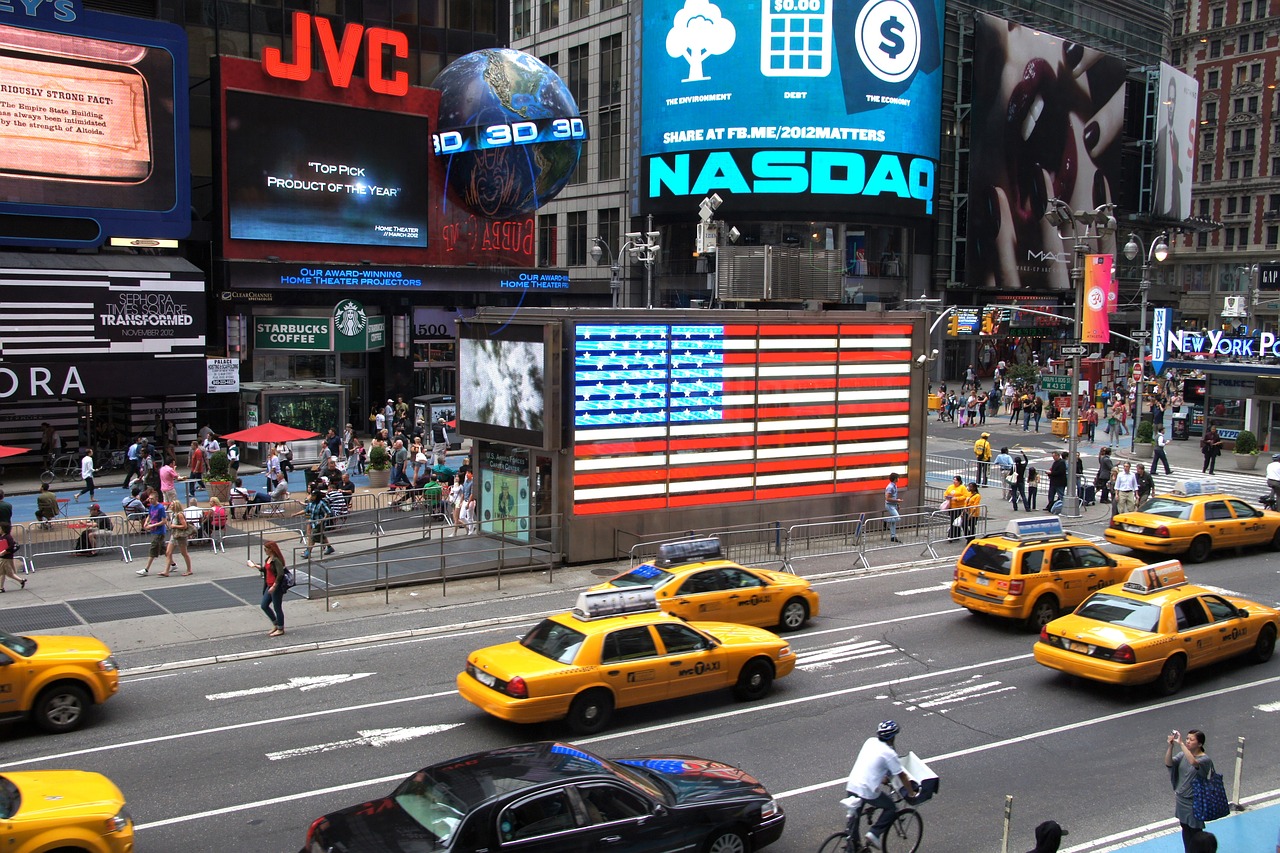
[1191,771,1230,822]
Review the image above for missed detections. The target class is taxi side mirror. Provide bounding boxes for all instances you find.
[653,804,669,818]
[1237,608,1249,618]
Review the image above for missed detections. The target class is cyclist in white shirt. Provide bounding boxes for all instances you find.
[846,720,917,850]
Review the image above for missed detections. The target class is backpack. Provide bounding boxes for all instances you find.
[281,566,297,589]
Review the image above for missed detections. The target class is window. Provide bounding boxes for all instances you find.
[1252,63,1263,81]
[1260,0,1268,14]
[1201,129,1215,150]
[513,0,531,37]
[1239,32,1250,52]
[1201,163,1213,182]
[599,34,622,108]
[568,0,587,21]
[1234,97,1245,114]
[538,214,556,267]
[1236,66,1247,85]
[566,211,588,266]
[600,0,622,8]
[1246,129,1256,149]
[1226,228,1236,247]
[1198,232,1209,249]
[1272,194,1280,211]
[1273,157,1280,174]
[1245,160,1254,178]
[1239,226,1250,247]
[1203,101,1217,124]
[1172,46,1182,65]
[1249,95,1260,113]
[598,208,620,261]
[1210,39,1221,58]
[1228,197,1238,214]
[601,626,658,662]
[720,567,765,589]
[540,51,559,76]
[597,108,622,180]
[1212,6,1225,26]
[1267,225,1278,246]
[499,791,577,842]
[566,45,589,185]
[540,0,558,29]
[1203,594,1239,621]
[1243,0,1254,19]
[654,623,709,654]
[578,785,650,824]
[1020,550,1044,575]
[1207,70,1219,88]
[1200,198,1211,216]
[1255,31,1265,49]
[1230,161,1240,179]
[1175,600,1210,630]
[1231,129,1242,149]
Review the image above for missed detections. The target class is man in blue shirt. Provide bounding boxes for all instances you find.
[884,473,902,543]
[137,491,169,575]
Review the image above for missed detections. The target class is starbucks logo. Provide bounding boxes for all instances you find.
[334,299,367,337]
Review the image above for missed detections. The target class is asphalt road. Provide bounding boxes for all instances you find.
[3,549,1279,853]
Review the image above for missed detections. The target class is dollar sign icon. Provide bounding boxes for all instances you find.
[879,16,905,59]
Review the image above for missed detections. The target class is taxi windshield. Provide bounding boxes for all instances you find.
[961,543,1013,575]
[1076,593,1162,632]
[610,564,675,589]
[0,630,36,657]
[520,619,587,664]
[1137,498,1193,519]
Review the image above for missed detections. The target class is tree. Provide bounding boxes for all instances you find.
[666,0,736,83]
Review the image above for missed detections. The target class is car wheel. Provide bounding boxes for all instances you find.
[733,658,774,701]
[567,689,613,735]
[703,827,747,853]
[33,683,90,734]
[1154,655,1187,696]
[1250,624,1277,664]
[1024,596,1059,633]
[778,597,810,631]
[1186,535,1212,564]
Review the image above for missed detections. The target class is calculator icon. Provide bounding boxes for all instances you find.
[761,0,832,77]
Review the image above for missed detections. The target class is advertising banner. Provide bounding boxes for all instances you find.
[0,0,190,247]
[253,316,331,351]
[1151,63,1198,221]
[966,14,1127,291]
[639,0,943,217]
[332,299,386,352]
[479,446,531,541]
[224,261,593,295]
[1081,253,1112,343]
[1151,307,1170,375]
[206,358,240,394]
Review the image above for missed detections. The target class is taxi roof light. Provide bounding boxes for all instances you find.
[1002,516,1067,542]
[655,537,724,567]
[1172,478,1219,496]
[1122,560,1187,594]
[572,588,661,621]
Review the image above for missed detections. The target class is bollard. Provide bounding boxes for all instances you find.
[1232,735,1245,811]
[1000,794,1013,853]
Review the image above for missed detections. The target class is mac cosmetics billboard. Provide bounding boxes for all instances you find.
[966,13,1127,291]
[0,0,190,247]
[1151,62,1198,221]
[639,0,943,217]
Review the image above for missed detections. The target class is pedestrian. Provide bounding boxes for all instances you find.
[391,439,411,488]
[963,482,982,540]
[1009,391,1023,425]
[1152,396,1166,431]
[1267,453,1280,508]
[884,472,902,543]
[136,491,169,575]
[1136,463,1155,505]
[158,499,193,576]
[1031,394,1044,432]
[0,527,24,592]
[187,439,206,498]
[1164,728,1215,852]
[994,446,1014,498]
[35,483,59,526]
[248,540,289,637]
[121,437,141,488]
[976,389,989,425]
[226,440,241,478]
[0,489,11,535]
[297,488,334,559]
[943,475,967,540]
[1025,463,1040,511]
[430,416,450,464]
[73,448,96,502]
[1154,426,1174,476]
[1201,427,1222,474]
[1010,451,1029,511]
[1084,406,1098,443]
[1046,451,1067,512]
[159,454,183,504]
[1094,447,1115,505]
[324,428,341,461]
[265,445,282,492]
[966,363,977,385]
[974,432,993,486]
[1024,820,1068,853]
[1114,462,1139,515]
[276,442,294,482]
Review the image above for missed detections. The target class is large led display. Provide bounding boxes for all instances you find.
[966,14,1127,291]
[639,0,943,217]
[1151,62,1197,221]
[458,321,556,448]
[0,2,189,247]
[224,90,431,248]
[571,321,912,515]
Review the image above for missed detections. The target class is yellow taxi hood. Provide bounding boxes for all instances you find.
[690,622,784,645]
[468,641,582,680]
[25,635,113,662]
[754,569,811,588]
[9,770,125,819]
[1050,617,1148,646]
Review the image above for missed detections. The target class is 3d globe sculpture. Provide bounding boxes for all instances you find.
[433,48,585,219]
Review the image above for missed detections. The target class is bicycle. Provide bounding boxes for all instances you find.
[39,452,80,485]
[818,787,923,853]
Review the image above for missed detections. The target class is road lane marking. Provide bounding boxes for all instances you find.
[894,582,951,596]
[900,675,1016,710]
[206,673,375,701]
[797,640,896,671]
[266,724,464,760]
[1257,700,1280,712]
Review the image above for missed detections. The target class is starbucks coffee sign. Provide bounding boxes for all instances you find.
[333,299,386,352]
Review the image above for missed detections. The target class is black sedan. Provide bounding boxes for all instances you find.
[300,741,785,853]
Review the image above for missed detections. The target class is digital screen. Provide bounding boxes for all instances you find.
[0,16,188,246]
[639,0,943,217]
[458,322,549,447]
[571,321,912,515]
[224,90,430,248]
[966,14,1126,290]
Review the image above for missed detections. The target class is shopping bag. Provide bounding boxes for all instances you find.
[1191,771,1230,822]
[951,515,964,529]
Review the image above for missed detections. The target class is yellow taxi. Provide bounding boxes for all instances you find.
[0,769,133,853]
[457,589,796,734]
[1035,561,1279,695]
[0,629,120,734]
[951,517,1146,631]
[589,538,820,631]
[1104,480,1280,563]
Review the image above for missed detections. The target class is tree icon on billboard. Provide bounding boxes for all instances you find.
[666,0,736,82]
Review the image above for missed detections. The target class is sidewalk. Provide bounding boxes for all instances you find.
[1084,799,1280,852]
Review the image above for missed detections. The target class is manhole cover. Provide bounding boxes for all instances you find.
[590,568,618,577]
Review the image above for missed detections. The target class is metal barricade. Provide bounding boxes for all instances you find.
[14,515,132,568]
[925,453,982,503]
[926,504,991,553]
[626,520,830,571]
[782,513,866,571]
[852,509,951,568]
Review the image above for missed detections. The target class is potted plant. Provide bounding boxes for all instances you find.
[365,443,391,489]
[1233,429,1260,470]
[205,449,232,502]
[1133,420,1154,459]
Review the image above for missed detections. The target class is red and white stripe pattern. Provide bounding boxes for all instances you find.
[572,322,913,515]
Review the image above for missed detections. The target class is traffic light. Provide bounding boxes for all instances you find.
[981,310,998,336]
[947,313,960,337]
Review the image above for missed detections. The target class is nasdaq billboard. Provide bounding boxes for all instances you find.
[639,0,943,217]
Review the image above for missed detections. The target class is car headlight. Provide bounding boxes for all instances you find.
[106,806,131,833]
[98,656,119,673]
[760,798,781,819]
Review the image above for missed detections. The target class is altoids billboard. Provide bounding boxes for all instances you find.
[639,0,942,217]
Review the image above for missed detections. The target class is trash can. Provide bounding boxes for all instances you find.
[1171,413,1189,441]
[303,467,319,490]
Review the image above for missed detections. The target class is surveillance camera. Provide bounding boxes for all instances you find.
[931,348,939,357]
[916,354,928,365]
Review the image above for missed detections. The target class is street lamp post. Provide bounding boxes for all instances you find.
[589,237,622,307]
[1123,232,1169,452]
[1044,199,1117,518]
[591,227,662,309]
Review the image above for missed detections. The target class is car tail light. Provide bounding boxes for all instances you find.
[507,676,528,698]
[953,567,960,580]
[1008,579,1024,594]
[1155,525,1170,538]
[1039,627,1049,642]
[1113,645,1136,664]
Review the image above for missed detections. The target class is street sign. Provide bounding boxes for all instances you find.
[1133,361,1144,379]
[1041,375,1073,392]
[1061,344,1089,356]
[1131,330,1151,340]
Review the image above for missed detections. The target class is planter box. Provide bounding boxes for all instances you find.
[206,481,231,504]
[366,468,390,489]
[1133,443,1154,459]
[1235,453,1260,471]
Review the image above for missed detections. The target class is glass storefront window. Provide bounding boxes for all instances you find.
[414,339,457,397]
[267,392,342,434]
[254,353,336,381]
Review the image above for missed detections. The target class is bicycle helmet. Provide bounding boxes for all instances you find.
[877,720,900,741]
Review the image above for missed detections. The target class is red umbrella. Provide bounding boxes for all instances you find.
[219,422,319,444]
[0,444,30,459]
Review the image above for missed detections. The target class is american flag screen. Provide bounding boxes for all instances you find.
[572,321,913,516]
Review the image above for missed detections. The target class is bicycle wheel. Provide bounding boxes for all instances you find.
[817,831,855,853]
[40,469,54,485]
[881,808,922,853]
